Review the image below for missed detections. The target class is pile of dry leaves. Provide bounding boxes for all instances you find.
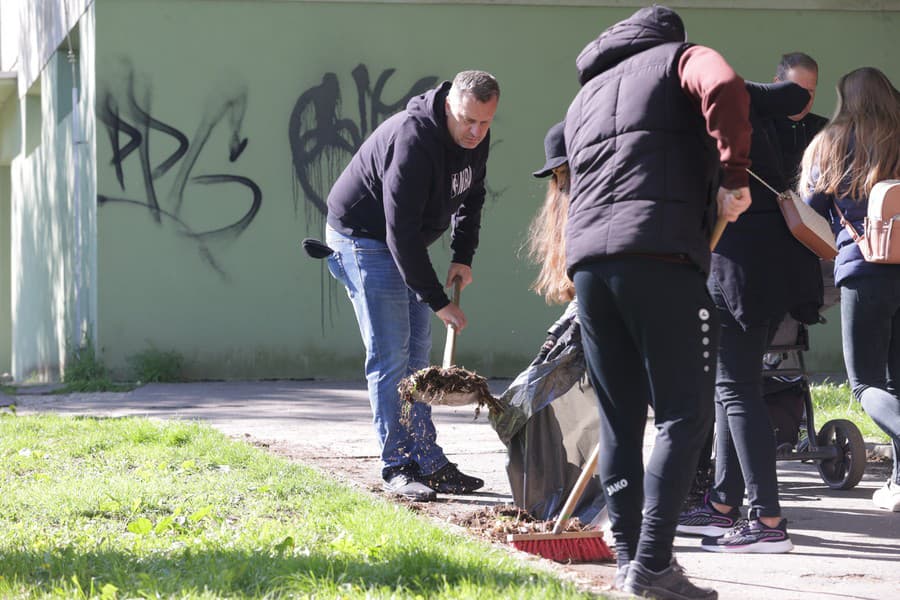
[398,366,503,418]
[451,504,594,544]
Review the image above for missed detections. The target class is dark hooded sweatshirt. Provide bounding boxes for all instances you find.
[564,5,751,276]
[326,82,489,312]
[710,81,823,327]
[775,111,828,186]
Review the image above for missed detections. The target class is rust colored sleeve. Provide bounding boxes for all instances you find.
[678,45,751,188]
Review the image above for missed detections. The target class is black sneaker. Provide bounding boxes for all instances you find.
[677,493,741,537]
[701,518,794,553]
[624,559,717,600]
[383,470,436,502]
[419,463,483,494]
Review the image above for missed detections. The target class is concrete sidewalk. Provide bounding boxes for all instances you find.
[11,380,900,600]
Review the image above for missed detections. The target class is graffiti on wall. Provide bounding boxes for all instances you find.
[97,65,261,279]
[288,64,439,224]
[97,62,503,289]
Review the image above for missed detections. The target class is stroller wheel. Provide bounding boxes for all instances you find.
[815,419,866,490]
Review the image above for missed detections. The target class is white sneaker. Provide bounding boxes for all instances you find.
[872,480,900,511]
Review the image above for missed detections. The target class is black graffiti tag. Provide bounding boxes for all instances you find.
[98,67,261,278]
[288,64,439,222]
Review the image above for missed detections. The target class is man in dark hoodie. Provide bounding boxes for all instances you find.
[564,6,751,599]
[324,70,499,502]
[773,52,829,183]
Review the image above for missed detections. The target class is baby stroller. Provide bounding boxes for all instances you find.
[762,262,866,490]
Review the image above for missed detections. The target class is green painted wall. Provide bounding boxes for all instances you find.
[94,1,898,379]
[10,9,96,382]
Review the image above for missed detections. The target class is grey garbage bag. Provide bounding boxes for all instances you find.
[489,302,605,524]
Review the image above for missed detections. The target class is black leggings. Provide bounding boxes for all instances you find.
[709,281,783,519]
[574,257,716,572]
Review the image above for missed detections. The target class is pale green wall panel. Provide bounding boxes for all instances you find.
[0,97,20,163]
[94,1,898,379]
[10,7,96,382]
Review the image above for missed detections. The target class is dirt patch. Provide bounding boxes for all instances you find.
[249,434,894,596]
[865,451,893,479]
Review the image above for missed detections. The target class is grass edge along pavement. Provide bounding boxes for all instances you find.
[0,413,601,600]
[811,381,889,443]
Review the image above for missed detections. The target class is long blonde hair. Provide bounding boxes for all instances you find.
[799,67,900,200]
[526,166,574,304]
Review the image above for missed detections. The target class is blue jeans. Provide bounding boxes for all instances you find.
[841,274,900,485]
[709,280,783,520]
[325,225,448,479]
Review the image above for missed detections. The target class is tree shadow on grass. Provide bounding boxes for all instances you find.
[0,546,557,597]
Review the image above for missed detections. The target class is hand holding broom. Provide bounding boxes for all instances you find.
[711,185,751,250]
[397,275,499,413]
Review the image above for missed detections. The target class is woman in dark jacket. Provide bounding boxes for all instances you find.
[677,81,822,553]
[801,67,900,512]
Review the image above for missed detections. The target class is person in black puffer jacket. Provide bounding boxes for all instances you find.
[563,6,751,599]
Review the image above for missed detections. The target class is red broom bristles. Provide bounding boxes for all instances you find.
[508,530,614,563]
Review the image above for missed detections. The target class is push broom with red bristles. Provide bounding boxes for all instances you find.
[508,443,614,562]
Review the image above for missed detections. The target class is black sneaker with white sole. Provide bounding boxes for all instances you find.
[701,518,794,553]
[418,462,483,494]
[382,469,436,502]
[677,492,741,537]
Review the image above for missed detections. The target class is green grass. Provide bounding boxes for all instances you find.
[60,338,134,394]
[811,382,890,443]
[0,415,598,600]
[127,348,185,383]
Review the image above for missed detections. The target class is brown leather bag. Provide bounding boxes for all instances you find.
[777,189,838,259]
[833,180,900,264]
[746,169,838,259]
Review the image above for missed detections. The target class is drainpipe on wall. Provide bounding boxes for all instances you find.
[68,46,83,347]
[61,0,85,353]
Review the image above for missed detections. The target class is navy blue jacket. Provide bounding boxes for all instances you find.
[326,82,490,311]
[804,157,900,286]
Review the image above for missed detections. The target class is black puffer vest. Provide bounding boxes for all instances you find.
[565,41,719,275]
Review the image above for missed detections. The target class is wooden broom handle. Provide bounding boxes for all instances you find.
[441,279,461,369]
[710,215,728,251]
[552,442,601,535]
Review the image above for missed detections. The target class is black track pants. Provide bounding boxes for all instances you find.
[574,257,716,572]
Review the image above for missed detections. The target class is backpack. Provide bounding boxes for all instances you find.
[834,180,900,264]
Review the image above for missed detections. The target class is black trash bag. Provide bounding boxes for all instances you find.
[489,307,585,446]
[489,304,606,524]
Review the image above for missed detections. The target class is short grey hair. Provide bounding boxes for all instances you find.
[450,70,500,103]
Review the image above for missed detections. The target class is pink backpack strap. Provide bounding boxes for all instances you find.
[831,200,862,242]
